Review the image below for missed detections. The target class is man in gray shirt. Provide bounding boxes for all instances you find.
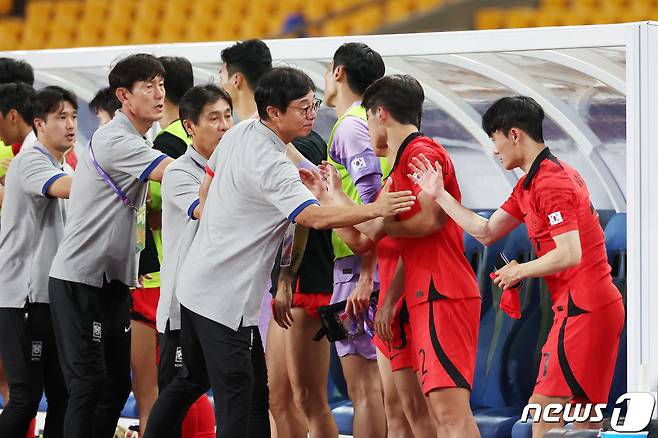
[48,54,174,438]
[0,86,76,437]
[145,67,415,438]
[157,84,234,434]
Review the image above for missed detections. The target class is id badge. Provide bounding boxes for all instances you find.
[135,205,146,253]
[280,223,295,267]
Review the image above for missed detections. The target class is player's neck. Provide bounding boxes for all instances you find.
[334,90,361,118]
[520,142,547,173]
[235,93,257,121]
[386,125,419,164]
[161,101,179,128]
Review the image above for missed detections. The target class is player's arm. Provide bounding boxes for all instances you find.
[274,225,310,329]
[286,143,315,170]
[409,153,520,244]
[294,172,415,230]
[46,175,73,199]
[375,257,405,341]
[383,191,448,238]
[494,230,581,290]
[146,156,175,182]
[345,249,377,319]
[319,162,386,243]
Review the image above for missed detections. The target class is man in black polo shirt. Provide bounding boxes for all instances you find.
[267,132,339,438]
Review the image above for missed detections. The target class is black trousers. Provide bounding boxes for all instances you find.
[0,303,67,438]
[48,277,132,438]
[145,306,270,438]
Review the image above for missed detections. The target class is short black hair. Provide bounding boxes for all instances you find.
[108,53,165,93]
[482,96,545,143]
[0,58,34,85]
[220,39,273,92]
[89,87,121,118]
[333,43,385,95]
[159,56,194,105]
[179,84,233,132]
[362,75,424,128]
[32,86,78,133]
[255,67,315,120]
[0,82,35,122]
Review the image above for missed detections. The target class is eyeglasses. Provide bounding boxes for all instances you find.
[288,98,322,118]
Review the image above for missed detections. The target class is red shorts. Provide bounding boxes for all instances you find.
[373,316,415,371]
[292,293,331,320]
[131,287,160,330]
[534,297,624,404]
[409,297,480,395]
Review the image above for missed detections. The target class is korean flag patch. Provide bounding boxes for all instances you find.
[548,211,563,226]
[351,157,366,172]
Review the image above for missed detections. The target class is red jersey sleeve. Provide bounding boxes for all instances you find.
[534,171,579,237]
[500,184,524,221]
[396,144,450,221]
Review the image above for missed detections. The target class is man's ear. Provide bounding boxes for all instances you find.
[182,119,195,138]
[33,118,45,135]
[266,105,280,120]
[509,127,521,142]
[333,65,345,82]
[8,108,19,123]
[115,87,130,105]
[234,72,245,91]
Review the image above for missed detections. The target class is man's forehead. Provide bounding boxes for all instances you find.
[292,91,314,104]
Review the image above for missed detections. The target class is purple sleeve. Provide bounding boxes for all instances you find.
[329,116,382,189]
[354,173,381,204]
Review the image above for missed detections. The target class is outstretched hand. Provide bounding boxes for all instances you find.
[373,178,416,217]
[408,154,444,199]
[299,168,328,201]
[318,161,343,200]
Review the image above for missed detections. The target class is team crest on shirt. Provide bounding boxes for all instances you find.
[175,346,183,367]
[31,341,43,361]
[351,157,366,172]
[548,211,563,226]
[92,322,102,342]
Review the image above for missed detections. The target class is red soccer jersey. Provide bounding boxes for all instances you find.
[377,234,401,298]
[389,133,479,307]
[500,148,621,312]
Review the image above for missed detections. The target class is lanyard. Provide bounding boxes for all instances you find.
[87,138,137,212]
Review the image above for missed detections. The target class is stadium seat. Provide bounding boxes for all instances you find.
[603,212,627,417]
[0,17,23,50]
[121,392,139,418]
[504,8,539,29]
[322,18,353,37]
[163,0,193,16]
[385,0,417,23]
[474,8,505,30]
[604,212,626,284]
[416,0,443,11]
[534,7,564,27]
[350,6,385,35]
[304,0,333,21]
[25,0,54,23]
[0,0,13,15]
[539,0,568,7]
[331,400,354,435]
[473,224,547,438]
